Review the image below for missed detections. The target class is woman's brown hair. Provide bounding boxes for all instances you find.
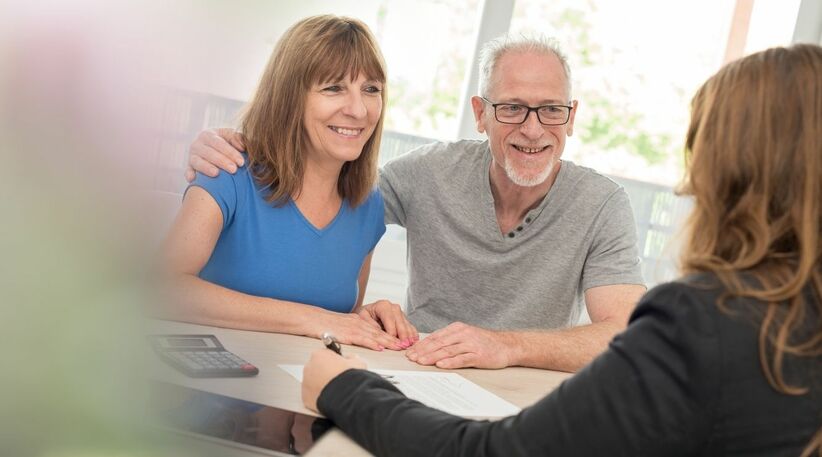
[240,15,386,207]
[680,44,822,456]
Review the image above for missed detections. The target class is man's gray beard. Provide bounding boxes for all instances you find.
[504,159,555,187]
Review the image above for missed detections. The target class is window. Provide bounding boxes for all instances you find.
[510,0,803,186]
[148,0,807,191]
[370,0,481,139]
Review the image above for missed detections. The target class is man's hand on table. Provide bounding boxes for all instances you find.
[405,322,516,369]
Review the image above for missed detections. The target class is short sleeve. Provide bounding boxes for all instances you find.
[380,144,434,228]
[379,164,408,227]
[187,169,241,229]
[367,188,387,252]
[378,142,454,227]
[582,188,645,290]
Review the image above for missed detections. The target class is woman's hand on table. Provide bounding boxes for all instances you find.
[312,311,403,351]
[357,300,419,349]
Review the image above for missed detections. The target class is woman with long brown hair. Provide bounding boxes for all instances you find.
[301,44,822,456]
[162,15,417,351]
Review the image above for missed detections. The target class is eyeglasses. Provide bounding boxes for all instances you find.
[480,97,573,125]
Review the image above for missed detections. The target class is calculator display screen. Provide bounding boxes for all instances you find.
[154,335,220,350]
[168,338,208,347]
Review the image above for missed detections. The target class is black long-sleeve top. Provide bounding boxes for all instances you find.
[318,275,822,456]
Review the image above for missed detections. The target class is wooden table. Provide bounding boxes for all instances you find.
[149,321,573,456]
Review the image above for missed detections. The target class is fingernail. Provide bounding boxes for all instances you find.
[377,345,384,351]
[229,165,237,173]
[407,352,417,360]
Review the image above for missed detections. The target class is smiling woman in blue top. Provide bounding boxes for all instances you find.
[162,15,417,351]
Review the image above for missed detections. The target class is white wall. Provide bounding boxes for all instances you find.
[792,0,822,44]
[142,0,382,101]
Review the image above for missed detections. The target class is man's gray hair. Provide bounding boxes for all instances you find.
[477,34,572,99]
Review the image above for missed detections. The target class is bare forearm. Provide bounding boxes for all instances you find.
[161,274,328,336]
[504,320,625,372]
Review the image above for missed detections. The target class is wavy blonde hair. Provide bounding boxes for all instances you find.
[680,44,822,456]
[241,15,386,207]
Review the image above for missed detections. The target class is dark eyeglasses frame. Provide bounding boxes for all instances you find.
[480,97,574,126]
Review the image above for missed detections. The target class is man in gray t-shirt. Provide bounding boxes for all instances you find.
[186,35,646,372]
[380,139,642,334]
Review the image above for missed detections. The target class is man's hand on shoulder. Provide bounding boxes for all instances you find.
[405,322,518,369]
[186,128,247,182]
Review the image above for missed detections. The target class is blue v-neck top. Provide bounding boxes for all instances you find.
[188,161,385,313]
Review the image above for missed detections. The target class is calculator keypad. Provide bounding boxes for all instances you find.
[166,350,258,377]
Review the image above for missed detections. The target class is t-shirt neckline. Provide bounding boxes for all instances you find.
[479,143,569,241]
[288,199,346,236]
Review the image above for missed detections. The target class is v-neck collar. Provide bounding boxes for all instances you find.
[288,199,346,236]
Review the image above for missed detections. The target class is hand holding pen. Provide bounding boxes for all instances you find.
[319,332,397,385]
[302,339,367,412]
[322,332,343,355]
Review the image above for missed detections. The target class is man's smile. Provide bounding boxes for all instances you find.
[512,144,551,155]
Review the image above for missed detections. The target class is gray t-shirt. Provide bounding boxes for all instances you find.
[379,139,645,333]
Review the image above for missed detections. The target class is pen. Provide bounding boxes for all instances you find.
[321,332,342,355]
[321,332,398,384]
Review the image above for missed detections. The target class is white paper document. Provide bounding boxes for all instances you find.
[278,364,520,418]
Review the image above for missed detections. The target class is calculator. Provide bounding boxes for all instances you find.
[150,334,259,378]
